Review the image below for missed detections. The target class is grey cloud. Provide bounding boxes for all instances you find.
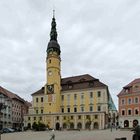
[0,0,140,108]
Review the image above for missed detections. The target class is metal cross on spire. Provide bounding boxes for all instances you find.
[53,9,55,18]
[50,9,57,41]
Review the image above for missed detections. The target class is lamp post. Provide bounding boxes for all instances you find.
[0,94,10,140]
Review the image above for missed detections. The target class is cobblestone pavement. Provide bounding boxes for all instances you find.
[1,129,133,140]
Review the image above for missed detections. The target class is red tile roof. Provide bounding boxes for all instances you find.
[31,87,44,96]
[118,78,140,96]
[61,74,96,84]
[0,86,25,103]
[124,78,140,88]
[32,74,107,95]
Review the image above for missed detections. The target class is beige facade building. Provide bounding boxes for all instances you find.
[24,15,117,130]
[0,86,30,130]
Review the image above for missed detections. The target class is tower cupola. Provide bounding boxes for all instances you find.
[47,11,60,55]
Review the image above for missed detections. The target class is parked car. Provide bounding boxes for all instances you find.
[2,128,15,133]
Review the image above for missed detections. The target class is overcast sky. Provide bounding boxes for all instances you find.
[0,0,140,107]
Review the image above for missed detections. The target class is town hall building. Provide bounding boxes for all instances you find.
[24,14,117,130]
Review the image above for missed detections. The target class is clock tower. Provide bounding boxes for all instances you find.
[45,12,61,113]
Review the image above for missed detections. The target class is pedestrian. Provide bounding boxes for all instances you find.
[131,122,140,140]
[116,122,119,130]
[110,123,113,132]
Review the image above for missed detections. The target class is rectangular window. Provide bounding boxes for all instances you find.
[81,106,84,112]
[135,97,139,104]
[122,110,125,116]
[81,93,84,104]
[97,91,101,97]
[41,97,43,102]
[128,98,131,104]
[57,116,59,120]
[95,115,98,119]
[74,94,77,100]
[41,109,43,114]
[34,117,36,120]
[36,98,38,102]
[36,110,38,114]
[61,95,64,101]
[40,117,42,120]
[90,92,93,98]
[61,108,64,113]
[71,116,73,119]
[97,106,101,111]
[28,117,30,120]
[121,99,125,105]
[81,94,84,99]
[78,115,81,119]
[67,95,70,105]
[86,115,90,119]
[135,109,139,115]
[67,108,70,113]
[90,106,93,112]
[74,107,77,112]
[128,109,131,115]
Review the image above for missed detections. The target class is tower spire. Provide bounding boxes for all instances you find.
[50,10,57,41]
[53,9,55,18]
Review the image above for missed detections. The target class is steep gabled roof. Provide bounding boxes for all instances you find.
[61,74,97,84]
[0,86,9,97]
[124,78,140,88]
[118,78,140,96]
[31,87,45,96]
[61,74,107,91]
[31,74,107,96]
[0,86,25,103]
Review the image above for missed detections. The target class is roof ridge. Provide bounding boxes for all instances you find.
[62,74,92,79]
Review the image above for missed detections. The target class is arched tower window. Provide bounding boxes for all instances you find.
[49,59,51,63]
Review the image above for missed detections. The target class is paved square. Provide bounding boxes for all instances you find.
[2,129,133,140]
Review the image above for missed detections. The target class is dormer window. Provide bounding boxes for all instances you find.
[79,78,85,82]
[89,82,94,87]
[67,80,72,84]
[134,85,139,88]
[125,89,129,93]
[68,85,73,89]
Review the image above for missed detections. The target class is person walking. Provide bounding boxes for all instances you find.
[131,122,140,140]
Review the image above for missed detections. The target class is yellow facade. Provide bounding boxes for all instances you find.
[44,50,61,113]
[24,15,117,130]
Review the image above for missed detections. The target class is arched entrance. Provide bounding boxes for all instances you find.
[94,122,99,129]
[70,123,74,129]
[85,122,90,129]
[77,122,82,129]
[63,123,67,129]
[133,120,138,127]
[124,120,129,127]
[55,122,60,130]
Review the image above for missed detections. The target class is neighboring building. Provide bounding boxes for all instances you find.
[24,14,117,130]
[118,78,140,128]
[0,86,30,129]
[0,87,12,129]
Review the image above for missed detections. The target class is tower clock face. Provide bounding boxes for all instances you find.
[47,84,54,94]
